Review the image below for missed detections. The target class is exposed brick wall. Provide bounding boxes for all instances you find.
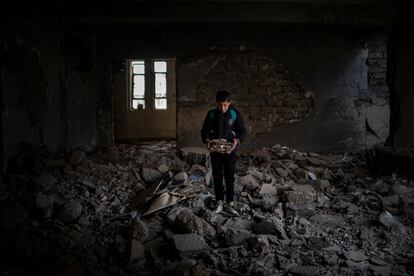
[195,50,314,138]
[367,37,389,99]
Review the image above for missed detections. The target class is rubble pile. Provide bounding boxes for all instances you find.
[1,142,414,275]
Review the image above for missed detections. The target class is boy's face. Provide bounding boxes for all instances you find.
[217,100,231,114]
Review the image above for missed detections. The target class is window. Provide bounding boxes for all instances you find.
[129,59,171,111]
[154,61,167,110]
[131,60,145,110]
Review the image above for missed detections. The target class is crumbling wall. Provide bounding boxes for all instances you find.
[0,17,98,174]
[177,48,314,145]
[177,34,390,152]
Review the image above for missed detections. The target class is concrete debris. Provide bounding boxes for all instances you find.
[1,141,413,275]
[173,233,208,252]
[259,183,277,195]
[141,167,164,183]
[130,217,149,242]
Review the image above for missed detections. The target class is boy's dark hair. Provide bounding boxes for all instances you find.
[216,90,231,102]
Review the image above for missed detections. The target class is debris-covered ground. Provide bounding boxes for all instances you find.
[1,142,413,275]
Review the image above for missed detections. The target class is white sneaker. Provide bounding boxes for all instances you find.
[224,202,239,216]
[214,200,223,214]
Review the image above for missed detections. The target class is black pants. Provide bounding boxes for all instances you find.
[210,151,236,203]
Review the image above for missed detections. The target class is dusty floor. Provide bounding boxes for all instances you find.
[0,142,413,275]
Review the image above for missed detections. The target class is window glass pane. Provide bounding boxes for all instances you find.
[133,64,145,74]
[133,75,145,98]
[154,61,167,73]
[132,99,145,110]
[155,98,167,110]
[155,73,167,98]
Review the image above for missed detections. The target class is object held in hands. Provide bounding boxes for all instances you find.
[208,139,234,154]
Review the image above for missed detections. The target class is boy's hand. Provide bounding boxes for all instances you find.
[231,138,239,152]
[207,139,212,150]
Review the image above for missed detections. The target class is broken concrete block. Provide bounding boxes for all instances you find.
[344,250,368,262]
[346,260,369,270]
[173,233,208,252]
[275,167,288,177]
[284,190,316,217]
[174,171,188,182]
[382,195,399,207]
[248,235,270,254]
[157,164,169,174]
[178,147,210,167]
[223,219,253,231]
[294,169,308,180]
[130,217,149,242]
[291,184,316,193]
[167,207,188,223]
[310,214,345,227]
[252,216,288,239]
[238,174,260,189]
[174,208,216,238]
[319,179,331,191]
[258,196,278,211]
[259,183,277,195]
[289,266,320,276]
[224,228,251,245]
[199,208,225,226]
[141,167,164,183]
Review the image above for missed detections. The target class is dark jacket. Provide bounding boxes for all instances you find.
[201,107,247,144]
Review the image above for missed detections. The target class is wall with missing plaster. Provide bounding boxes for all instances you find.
[176,32,390,152]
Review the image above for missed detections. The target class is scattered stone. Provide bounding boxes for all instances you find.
[157,164,169,173]
[238,174,260,190]
[344,250,368,262]
[174,208,216,238]
[252,216,288,239]
[174,171,188,182]
[178,147,210,167]
[141,167,164,183]
[173,233,208,252]
[310,214,345,227]
[275,167,288,177]
[382,195,399,207]
[289,266,320,275]
[346,260,369,270]
[130,217,149,242]
[224,228,251,245]
[259,183,277,195]
[3,142,414,275]
[284,190,316,217]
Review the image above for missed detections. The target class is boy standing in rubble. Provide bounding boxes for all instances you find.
[201,90,247,215]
